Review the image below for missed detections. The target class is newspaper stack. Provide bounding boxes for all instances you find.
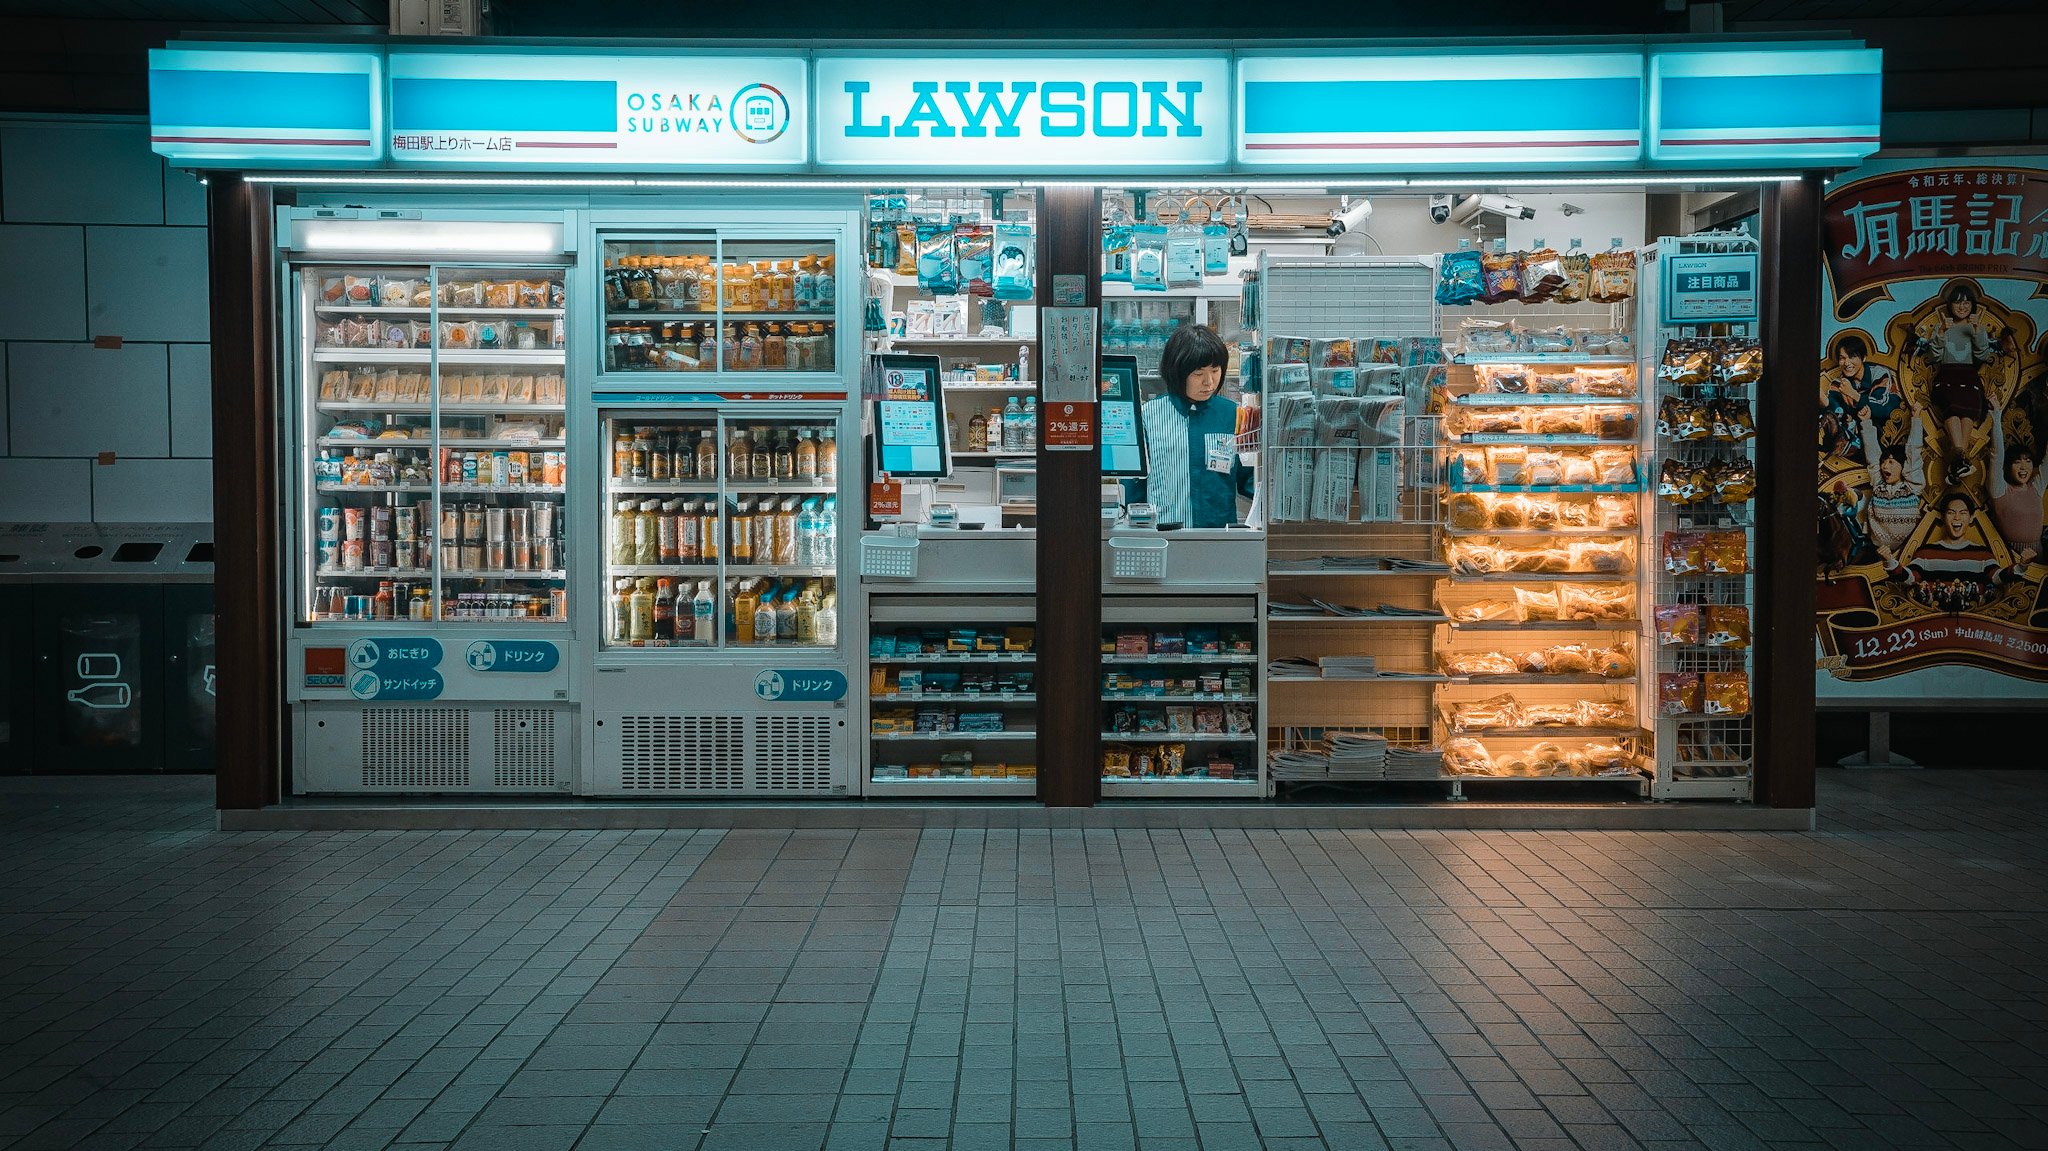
[1385,745,1446,781]
[1325,732,1389,780]
[1267,749,1330,782]
[1268,656,1322,680]
[1318,656,1378,680]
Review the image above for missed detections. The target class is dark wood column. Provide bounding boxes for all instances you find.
[1033,186,1103,807]
[1756,175,1823,810]
[207,174,283,810]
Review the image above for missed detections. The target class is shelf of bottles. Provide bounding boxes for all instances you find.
[601,236,838,375]
[602,413,842,650]
[304,264,569,624]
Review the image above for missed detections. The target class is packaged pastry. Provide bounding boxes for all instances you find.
[1559,584,1633,621]
[1581,699,1631,728]
[516,280,550,309]
[1446,492,1490,531]
[1717,338,1764,385]
[1489,495,1530,530]
[1462,318,1517,355]
[1712,461,1757,504]
[1545,644,1593,675]
[1655,604,1702,646]
[460,373,485,403]
[507,374,535,404]
[1447,694,1521,729]
[440,320,478,350]
[1703,605,1752,648]
[1441,650,1520,676]
[1490,446,1526,485]
[1531,369,1576,394]
[1455,447,1491,484]
[1526,498,1560,531]
[447,280,485,308]
[1476,365,1529,395]
[341,274,376,305]
[1594,641,1636,678]
[483,373,511,403]
[1704,672,1750,716]
[1592,496,1636,530]
[1521,703,1580,727]
[1588,249,1637,302]
[408,320,435,349]
[1569,538,1634,574]
[1454,408,1525,436]
[1657,459,1708,503]
[1558,252,1593,303]
[1588,408,1633,440]
[1581,742,1630,771]
[1507,545,1568,573]
[374,278,412,307]
[1479,250,1522,303]
[1443,737,1493,775]
[1659,339,1715,386]
[1524,327,1573,355]
[1436,249,1485,306]
[1704,530,1748,574]
[1576,368,1635,397]
[1663,531,1706,576]
[1514,587,1560,621]
[1590,449,1636,486]
[1447,539,1504,575]
[438,372,462,403]
[1560,454,1598,486]
[1449,597,1522,623]
[1522,408,1580,437]
[481,280,515,308]
[1659,672,1702,716]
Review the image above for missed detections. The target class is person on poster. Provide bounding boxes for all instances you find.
[1127,324,1253,529]
[1857,408,1926,575]
[1987,393,2046,565]
[1908,493,2005,610]
[1913,284,2002,483]
[1821,335,1904,462]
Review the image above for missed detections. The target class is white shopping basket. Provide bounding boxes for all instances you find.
[859,534,921,579]
[1108,535,1168,582]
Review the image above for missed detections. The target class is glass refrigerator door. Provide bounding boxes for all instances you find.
[305,264,439,622]
[599,411,843,651]
[601,235,838,376]
[432,265,569,623]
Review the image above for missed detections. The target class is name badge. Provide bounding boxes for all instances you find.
[1204,433,1233,474]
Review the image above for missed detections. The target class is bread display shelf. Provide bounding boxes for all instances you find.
[1448,620,1639,632]
[1449,393,1638,407]
[1449,674,1637,685]
[1457,353,1636,366]
[1448,482,1643,495]
[1455,433,1621,445]
[317,402,566,414]
[1447,725,1637,738]
[1442,526,1636,538]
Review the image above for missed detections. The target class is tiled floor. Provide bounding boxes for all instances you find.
[2,772,2045,1151]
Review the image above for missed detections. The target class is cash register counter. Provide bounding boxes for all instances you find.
[857,527,1267,798]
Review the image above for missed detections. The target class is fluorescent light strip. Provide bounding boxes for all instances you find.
[245,172,1803,192]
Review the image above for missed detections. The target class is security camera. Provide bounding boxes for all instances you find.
[1449,194,1536,226]
[1429,194,1454,224]
[1327,196,1373,237]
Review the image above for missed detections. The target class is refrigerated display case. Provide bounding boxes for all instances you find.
[583,215,862,798]
[287,212,579,796]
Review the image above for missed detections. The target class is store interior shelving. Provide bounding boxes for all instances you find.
[864,596,1039,796]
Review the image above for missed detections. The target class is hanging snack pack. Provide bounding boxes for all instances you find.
[1718,338,1765,385]
[1655,604,1702,646]
[1436,249,1484,306]
[1703,605,1751,649]
[1703,672,1750,716]
[1588,249,1638,302]
[954,226,993,297]
[1659,672,1702,717]
[1659,339,1716,386]
[1479,250,1522,304]
[915,225,957,294]
[1558,252,1593,303]
[1519,249,1566,302]
[991,221,1035,301]
[1102,225,1133,283]
[1130,225,1169,292]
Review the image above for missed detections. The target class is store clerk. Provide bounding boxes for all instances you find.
[1128,324,1254,528]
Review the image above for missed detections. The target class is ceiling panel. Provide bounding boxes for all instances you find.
[0,0,380,21]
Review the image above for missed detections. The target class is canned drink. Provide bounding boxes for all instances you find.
[342,506,365,541]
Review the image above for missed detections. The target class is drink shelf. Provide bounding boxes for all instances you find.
[441,484,566,495]
[442,569,568,580]
[316,483,431,493]
[316,566,432,579]
[609,564,720,577]
[726,481,838,494]
[325,438,564,451]
[608,482,722,495]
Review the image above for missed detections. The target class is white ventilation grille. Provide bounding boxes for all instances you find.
[752,716,836,793]
[361,708,471,789]
[619,715,746,791]
[492,708,558,789]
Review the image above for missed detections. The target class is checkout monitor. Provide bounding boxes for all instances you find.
[871,353,950,478]
[1099,354,1147,478]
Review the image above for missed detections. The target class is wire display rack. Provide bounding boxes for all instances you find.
[1643,234,1759,801]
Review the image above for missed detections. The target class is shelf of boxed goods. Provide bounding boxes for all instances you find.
[864,596,1041,797]
[1098,613,1264,796]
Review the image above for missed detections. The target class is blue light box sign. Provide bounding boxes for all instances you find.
[148,45,384,164]
[1649,46,1882,165]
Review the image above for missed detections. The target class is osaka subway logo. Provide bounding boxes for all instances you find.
[732,83,791,144]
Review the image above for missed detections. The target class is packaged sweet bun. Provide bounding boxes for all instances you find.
[1517,647,1551,674]
[1514,587,1560,621]
[1592,449,1636,486]
[1490,446,1526,485]
[1524,451,1564,487]
[1528,742,1571,774]
[1526,499,1561,531]
[1456,448,1492,483]
[1450,598,1521,623]
[1447,493,1490,531]
[1522,703,1580,727]
[319,369,348,401]
[1441,650,1520,676]
[1581,742,1630,771]
[1593,495,1637,529]
[1593,642,1636,679]
[1561,454,1598,486]
[1545,644,1594,675]
[1655,604,1701,646]
[1560,584,1632,621]
[1532,408,1588,436]
[1577,367,1635,397]
[1443,738,1494,775]
[1490,495,1530,530]
[1580,699,1631,727]
[1570,538,1634,574]
[1448,694,1521,728]
[1703,605,1751,649]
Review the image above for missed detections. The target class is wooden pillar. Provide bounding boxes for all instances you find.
[1033,186,1103,807]
[1755,175,1822,810]
[207,174,282,810]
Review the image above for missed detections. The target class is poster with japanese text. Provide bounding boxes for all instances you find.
[1818,159,2048,686]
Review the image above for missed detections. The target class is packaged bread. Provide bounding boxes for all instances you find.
[1526,742,1569,775]
[537,374,564,404]
[1514,587,1560,621]
[1490,446,1526,485]
[1525,498,1560,531]
[1703,605,1751,649]
[1441,651,1519,676]
[1577,367,1635,397]
[1658,672,1702,716]
[1569,538,1634,574]
[1443,738,1493,776]
[1455,448,1491,484]
[1581,699,1631,728]
[1560,454,1598,486]
[1457,408,1525,435]
[1591,449,1636,486]
[1447,694,1521,729]
[1655,604,1702,646]
[483,373,511,404]
[460,373,486,403]
[1524,451,1563,486]
[1592,495,1636,529]
[1522,703,1580,727]
[1704,672,1750,716]
[1531,369,1577,395]
[1554,499,1589,529]
[1490,495,1531,530]
[1560,583,1634,621]
[1506,544,1568,573]
[1546,644,1594,675]
[1581,741,1630,771]
[1450,597,1522,623]
[1447,493,1490,531]
[408,320,435,349]
[1447,538,1502,575]
[1593,642,1636,678]
[1476,364,1528,393]
[1531,407,1588,437]
[439,372,462,403]
[372,369,399,403]
[508,374,535,404]
[319,369,348,402]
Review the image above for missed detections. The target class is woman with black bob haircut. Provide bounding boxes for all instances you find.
[1127,323,1254,528]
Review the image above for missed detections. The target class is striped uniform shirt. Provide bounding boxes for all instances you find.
[1130,393,1252,528]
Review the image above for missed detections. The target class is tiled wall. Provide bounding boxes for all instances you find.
[0,116,213,524]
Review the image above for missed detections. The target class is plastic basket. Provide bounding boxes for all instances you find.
[859,534,921,579]
[1108,535,1168,581]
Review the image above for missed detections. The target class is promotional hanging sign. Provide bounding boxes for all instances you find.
[1817,159,2048,689]
[386,51,807,168]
